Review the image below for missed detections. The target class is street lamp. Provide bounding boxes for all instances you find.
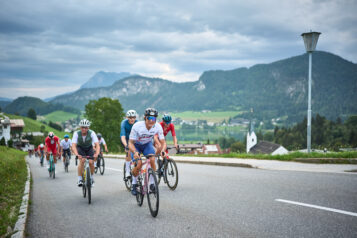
[301,31,321,153]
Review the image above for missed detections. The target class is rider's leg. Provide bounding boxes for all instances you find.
[89,159,95,175]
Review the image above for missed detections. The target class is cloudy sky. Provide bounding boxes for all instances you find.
[0,0,356,99]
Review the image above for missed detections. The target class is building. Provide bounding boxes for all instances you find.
[249,141,289,155]
[246,121,257,153]
[0,113,11,144]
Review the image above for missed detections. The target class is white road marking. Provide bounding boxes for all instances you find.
[275,199,357,217]
[106,167,122,172]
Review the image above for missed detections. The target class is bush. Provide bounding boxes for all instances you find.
[0,137,5,146]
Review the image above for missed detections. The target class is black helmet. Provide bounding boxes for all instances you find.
[144,108,158,117]
[97,133,102,138]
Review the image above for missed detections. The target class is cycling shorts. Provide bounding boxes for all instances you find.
[77,146,94,159]
[47,147,58,156]
[134,141,155,159]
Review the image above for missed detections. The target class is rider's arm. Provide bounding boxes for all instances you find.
[72,143,79,157]
[159,139,167,155]
[173,136,178,149]
[121,136,127,147]
[128,139,139,158]
[104,144,108,152]
[94,142,100,158]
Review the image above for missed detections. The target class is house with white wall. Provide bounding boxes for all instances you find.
[0,113,11,145]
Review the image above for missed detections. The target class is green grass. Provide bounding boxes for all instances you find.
[170,110,243,123]
[182,151,357,164]
[0,146,27,237]
[5,113,68,138]
[42,110,78,123]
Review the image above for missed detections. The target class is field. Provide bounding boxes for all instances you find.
[170,110,243,123]
[42,110,78,123]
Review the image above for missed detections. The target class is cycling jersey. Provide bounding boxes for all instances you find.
[37,145,45,151]
[45,136,59,149]
[120,119,138,140]
[129,121,164,145]
[60,139,72,150]
[159,121,176,137]
[72,130,98,148]
[93,138,106,151]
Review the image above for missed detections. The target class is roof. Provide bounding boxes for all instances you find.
[179,144,204,149]
[204,144,220,152]
[10,119,25,128]
[249,141,281,154]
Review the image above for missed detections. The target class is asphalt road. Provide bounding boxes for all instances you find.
[26,156,357,238]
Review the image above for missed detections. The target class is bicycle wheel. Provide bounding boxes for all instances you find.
[123,163,132,191]
[86,167,91,204]
[53,163,55,179]
[136,179,144,207]
[156,158,163,185]
[99,157,105,175]
[165,159,178,190]
[147,169,159,217]
[82,171,86,198]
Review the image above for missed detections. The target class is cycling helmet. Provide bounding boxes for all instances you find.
[40,143,44,148]
[144,108,158,117]
[79,119,91,127]
[126,110,137,118]
[97,133,102,138]
[48,132,54,138]
[162,114,172,123]
[64,134,69,138]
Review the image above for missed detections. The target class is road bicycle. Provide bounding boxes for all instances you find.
[48,153,55,179]
[39,151,44,167]
[123,152,135,191]
[63,152,70,173]
[134,155,159,217]
[157,153,179,191]
[82,156,93,204]
[94,153,105,175]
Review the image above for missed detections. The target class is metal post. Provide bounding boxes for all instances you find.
[307,52,312,153]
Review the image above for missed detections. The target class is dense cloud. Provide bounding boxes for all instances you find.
[0,0,356,99]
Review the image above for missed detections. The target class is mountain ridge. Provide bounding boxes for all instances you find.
[48,51,357,124]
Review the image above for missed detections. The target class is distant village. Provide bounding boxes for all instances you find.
[1,112,290,156]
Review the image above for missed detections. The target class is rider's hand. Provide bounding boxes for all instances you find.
[134,151,140,159]
[161,151,166,158]
[78,155,82,160]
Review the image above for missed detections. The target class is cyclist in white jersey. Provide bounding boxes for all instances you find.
[128,108,166,195]
[60,134,72,163]
[92,133,108,167]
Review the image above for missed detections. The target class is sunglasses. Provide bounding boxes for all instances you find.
[81,127,89,129]
[128,117,136,119]
[147,116,157,121]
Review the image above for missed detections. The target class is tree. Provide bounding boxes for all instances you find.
[85,97,125,152]
[231,141,245,153]
[27,108,37,120]
[8,139,13,148]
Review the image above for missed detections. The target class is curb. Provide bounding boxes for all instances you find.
[11,160,30,238]
[104,154,255,169]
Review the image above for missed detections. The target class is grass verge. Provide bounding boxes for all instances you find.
[181,151,357,164]
[0,146,27,237]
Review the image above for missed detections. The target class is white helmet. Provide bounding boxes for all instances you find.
[40,143,44,148]
[79,119,91,127]
[126,110,137,118]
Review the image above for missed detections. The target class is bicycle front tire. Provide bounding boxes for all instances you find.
[147,169,159,217]
[136,180,144,206]
[123,163,132,191]
[165,159,178,190]
[86,167,91,204]
[99,157,105,175]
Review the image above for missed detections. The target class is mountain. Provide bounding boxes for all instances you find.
[0,98,12,110]
[50,51,357,123]
[80,71,133,89]
[4,96,80,116]
[0,97,12,101]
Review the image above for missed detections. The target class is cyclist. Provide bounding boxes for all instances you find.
[45,132,61,169]
[120,110,138,178]
[37,143,45,160]
[72,119,100,187]
[93,133,108,168]
[128,108,166,196]
[60,134,72,165]
[157,113,178,175]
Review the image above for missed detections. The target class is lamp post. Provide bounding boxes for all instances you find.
[301,31,321,153]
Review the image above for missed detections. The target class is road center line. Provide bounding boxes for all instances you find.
[106,167,122,172]
[275,199,357,217]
